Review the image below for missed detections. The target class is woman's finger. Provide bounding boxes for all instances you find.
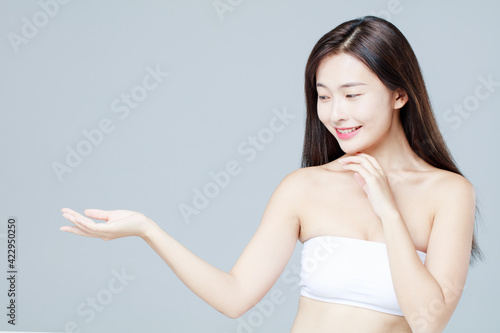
[75,216,110,235]
[355,153,384,174]
[62,209,110,234]
[62,212,83,225]
[63,213,99,235]
[84,209,112,222]
[61,208,94,224]
[59,225,99,238]
[62,213,81,226]
[340,156,379,176]
[61,214,112,239]
[342,163,372,182]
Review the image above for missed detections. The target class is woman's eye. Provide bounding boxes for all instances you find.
[318,96,329,100]
[346,94,360,98]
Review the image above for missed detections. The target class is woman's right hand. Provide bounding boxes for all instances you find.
[59,208,156,241]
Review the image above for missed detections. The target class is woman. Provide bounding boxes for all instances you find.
[60,16,483,333]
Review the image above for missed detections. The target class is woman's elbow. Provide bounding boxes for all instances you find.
[223,295,253,319]
[223,304,245,319]
[225,310,241,319]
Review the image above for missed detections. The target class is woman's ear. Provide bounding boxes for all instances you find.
[393,88,408,110]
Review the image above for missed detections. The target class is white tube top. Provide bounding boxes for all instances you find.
[299,235,427,316]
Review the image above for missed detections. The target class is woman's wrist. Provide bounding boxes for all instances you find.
[378,206,401,224]
[140,217,160,241]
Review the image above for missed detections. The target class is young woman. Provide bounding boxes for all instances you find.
[60,15,483,333]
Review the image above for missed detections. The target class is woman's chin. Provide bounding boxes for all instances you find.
[340,148,362,155]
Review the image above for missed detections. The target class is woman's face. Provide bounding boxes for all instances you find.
[316,52,406,154]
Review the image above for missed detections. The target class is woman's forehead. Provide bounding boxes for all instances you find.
[316,53,377,88]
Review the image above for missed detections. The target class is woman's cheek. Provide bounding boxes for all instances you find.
[357,100,378,121]
[317,106,328,124]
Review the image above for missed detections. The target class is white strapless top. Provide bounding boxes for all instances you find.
[299,235,426,316]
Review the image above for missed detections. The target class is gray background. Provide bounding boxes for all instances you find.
[0,0,499,332]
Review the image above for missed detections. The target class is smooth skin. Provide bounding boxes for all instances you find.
[60,53,476,333]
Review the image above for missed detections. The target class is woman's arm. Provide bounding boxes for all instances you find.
[140,221,239,317]
[381,174,476,333]
[60,169,303,319]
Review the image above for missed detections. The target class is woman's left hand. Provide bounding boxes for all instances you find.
[339,152,399,219]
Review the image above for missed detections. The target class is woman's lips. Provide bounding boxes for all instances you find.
[335,126,362,139]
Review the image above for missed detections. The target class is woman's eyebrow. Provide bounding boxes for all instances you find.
[316,82,367,89]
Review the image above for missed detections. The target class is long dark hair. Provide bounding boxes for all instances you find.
[301,15,484,266]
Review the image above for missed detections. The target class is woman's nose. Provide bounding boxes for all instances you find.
[328,102,348,124]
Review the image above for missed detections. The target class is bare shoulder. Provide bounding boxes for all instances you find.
[271,166,329,207]
[277,164,345,205]
[430,168,475,198]
[279,164,333,190]
[428,168,476,228]
[272,167,307,199]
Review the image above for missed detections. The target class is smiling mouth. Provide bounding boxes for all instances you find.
[337,126,362,134]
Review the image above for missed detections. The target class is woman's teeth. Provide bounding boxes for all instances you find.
[338,126,361,134]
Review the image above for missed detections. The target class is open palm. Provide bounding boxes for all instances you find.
[60,208,152,241]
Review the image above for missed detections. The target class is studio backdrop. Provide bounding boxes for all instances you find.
[0,0,499,332]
